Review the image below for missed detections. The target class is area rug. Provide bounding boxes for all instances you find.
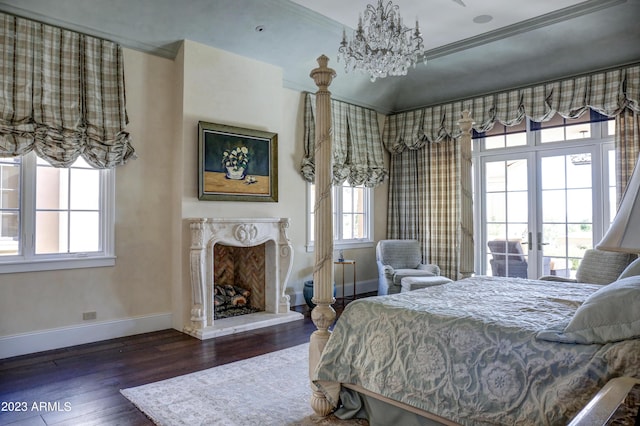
[121,343,367,426]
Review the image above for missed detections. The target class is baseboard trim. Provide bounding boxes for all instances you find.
[289,278,378,306]
[0,312,172,359]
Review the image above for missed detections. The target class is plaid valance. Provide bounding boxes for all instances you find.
[0,12,135,168]
[301,93,387,187]
[384,64,640,153]
[383,64,640,280]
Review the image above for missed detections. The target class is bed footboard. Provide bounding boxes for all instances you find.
[568,377,640,426]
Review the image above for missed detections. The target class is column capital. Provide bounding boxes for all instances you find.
[310,55,336,91]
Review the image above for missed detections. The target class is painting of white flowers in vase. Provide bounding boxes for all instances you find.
[221,146,250,180]
[198,121,278,202]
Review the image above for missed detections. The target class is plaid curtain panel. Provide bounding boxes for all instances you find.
[0,12,135,168]
[301,93,387,187]
[615,109,640,202]
[386,139,462,280]
[384,63,640,279]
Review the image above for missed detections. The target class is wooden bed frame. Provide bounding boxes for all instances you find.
[569,377,640,426]
[306,55,474,422]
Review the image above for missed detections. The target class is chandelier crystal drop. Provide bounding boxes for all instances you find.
[337,0,426,82]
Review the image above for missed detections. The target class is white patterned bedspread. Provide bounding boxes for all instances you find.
[312,276,640,425]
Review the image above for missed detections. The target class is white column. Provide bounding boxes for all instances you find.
[308,55,337,417]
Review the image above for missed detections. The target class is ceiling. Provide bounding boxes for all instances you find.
[1,0,639,114]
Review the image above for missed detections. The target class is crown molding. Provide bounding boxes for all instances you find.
[424,0,627,60]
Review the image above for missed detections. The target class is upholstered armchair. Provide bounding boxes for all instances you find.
[539,248,636,285]
[376,239,441,295]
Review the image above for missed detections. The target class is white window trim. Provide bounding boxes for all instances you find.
[305,182,374,253]
[0,154,116,274]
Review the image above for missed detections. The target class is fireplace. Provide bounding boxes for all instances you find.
[183,217,303,339]
[213,243,265,319]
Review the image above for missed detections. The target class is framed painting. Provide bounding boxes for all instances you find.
[198,122,278,202]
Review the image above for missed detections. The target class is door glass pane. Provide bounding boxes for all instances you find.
[507,160,527,191]
[542,190,566,222]
[485,159,529,278]
[541,156,565,189]
[567,154,591,188]
[567,189,592,223]
[540,153,593,279]
[486,193,506,222]
[485,162,505,191]
[542,223,570,276]
[507,192,528,222]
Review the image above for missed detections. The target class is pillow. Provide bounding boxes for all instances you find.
[618,258,640,280]
[536,275,640,344]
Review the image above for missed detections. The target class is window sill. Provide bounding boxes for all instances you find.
[0,256,116,274]
[305,240,374,253]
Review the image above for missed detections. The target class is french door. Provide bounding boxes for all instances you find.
[479,146,613,279]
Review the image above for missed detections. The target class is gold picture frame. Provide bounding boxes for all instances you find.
[198,121,278,202]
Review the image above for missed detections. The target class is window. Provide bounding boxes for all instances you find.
[0,152,115,273]
[532,110,611,143]
[307,182,373,251]
[476,121,527,150]
[473,112,615,279]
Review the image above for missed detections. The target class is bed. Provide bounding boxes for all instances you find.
[310,276,640,425]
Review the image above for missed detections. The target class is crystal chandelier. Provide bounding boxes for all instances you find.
[337,0,426,82]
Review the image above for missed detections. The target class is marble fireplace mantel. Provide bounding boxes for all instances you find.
[184,217,303,340]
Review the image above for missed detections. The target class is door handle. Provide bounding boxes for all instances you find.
[537,232,549,251]
[521,232,532,251]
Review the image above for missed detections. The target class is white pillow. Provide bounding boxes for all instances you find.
[618,258,640,280]
[537,275,640,344]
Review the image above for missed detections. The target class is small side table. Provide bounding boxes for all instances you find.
[334,260,356,305]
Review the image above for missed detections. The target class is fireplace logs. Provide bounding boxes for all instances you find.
[213,284,260,319]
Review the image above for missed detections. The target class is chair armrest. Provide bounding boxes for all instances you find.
[417,263,440,276]
[383,265,395,277]
[538,275,577,283]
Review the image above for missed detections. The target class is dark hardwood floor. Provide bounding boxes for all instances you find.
[0,299,360,426]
